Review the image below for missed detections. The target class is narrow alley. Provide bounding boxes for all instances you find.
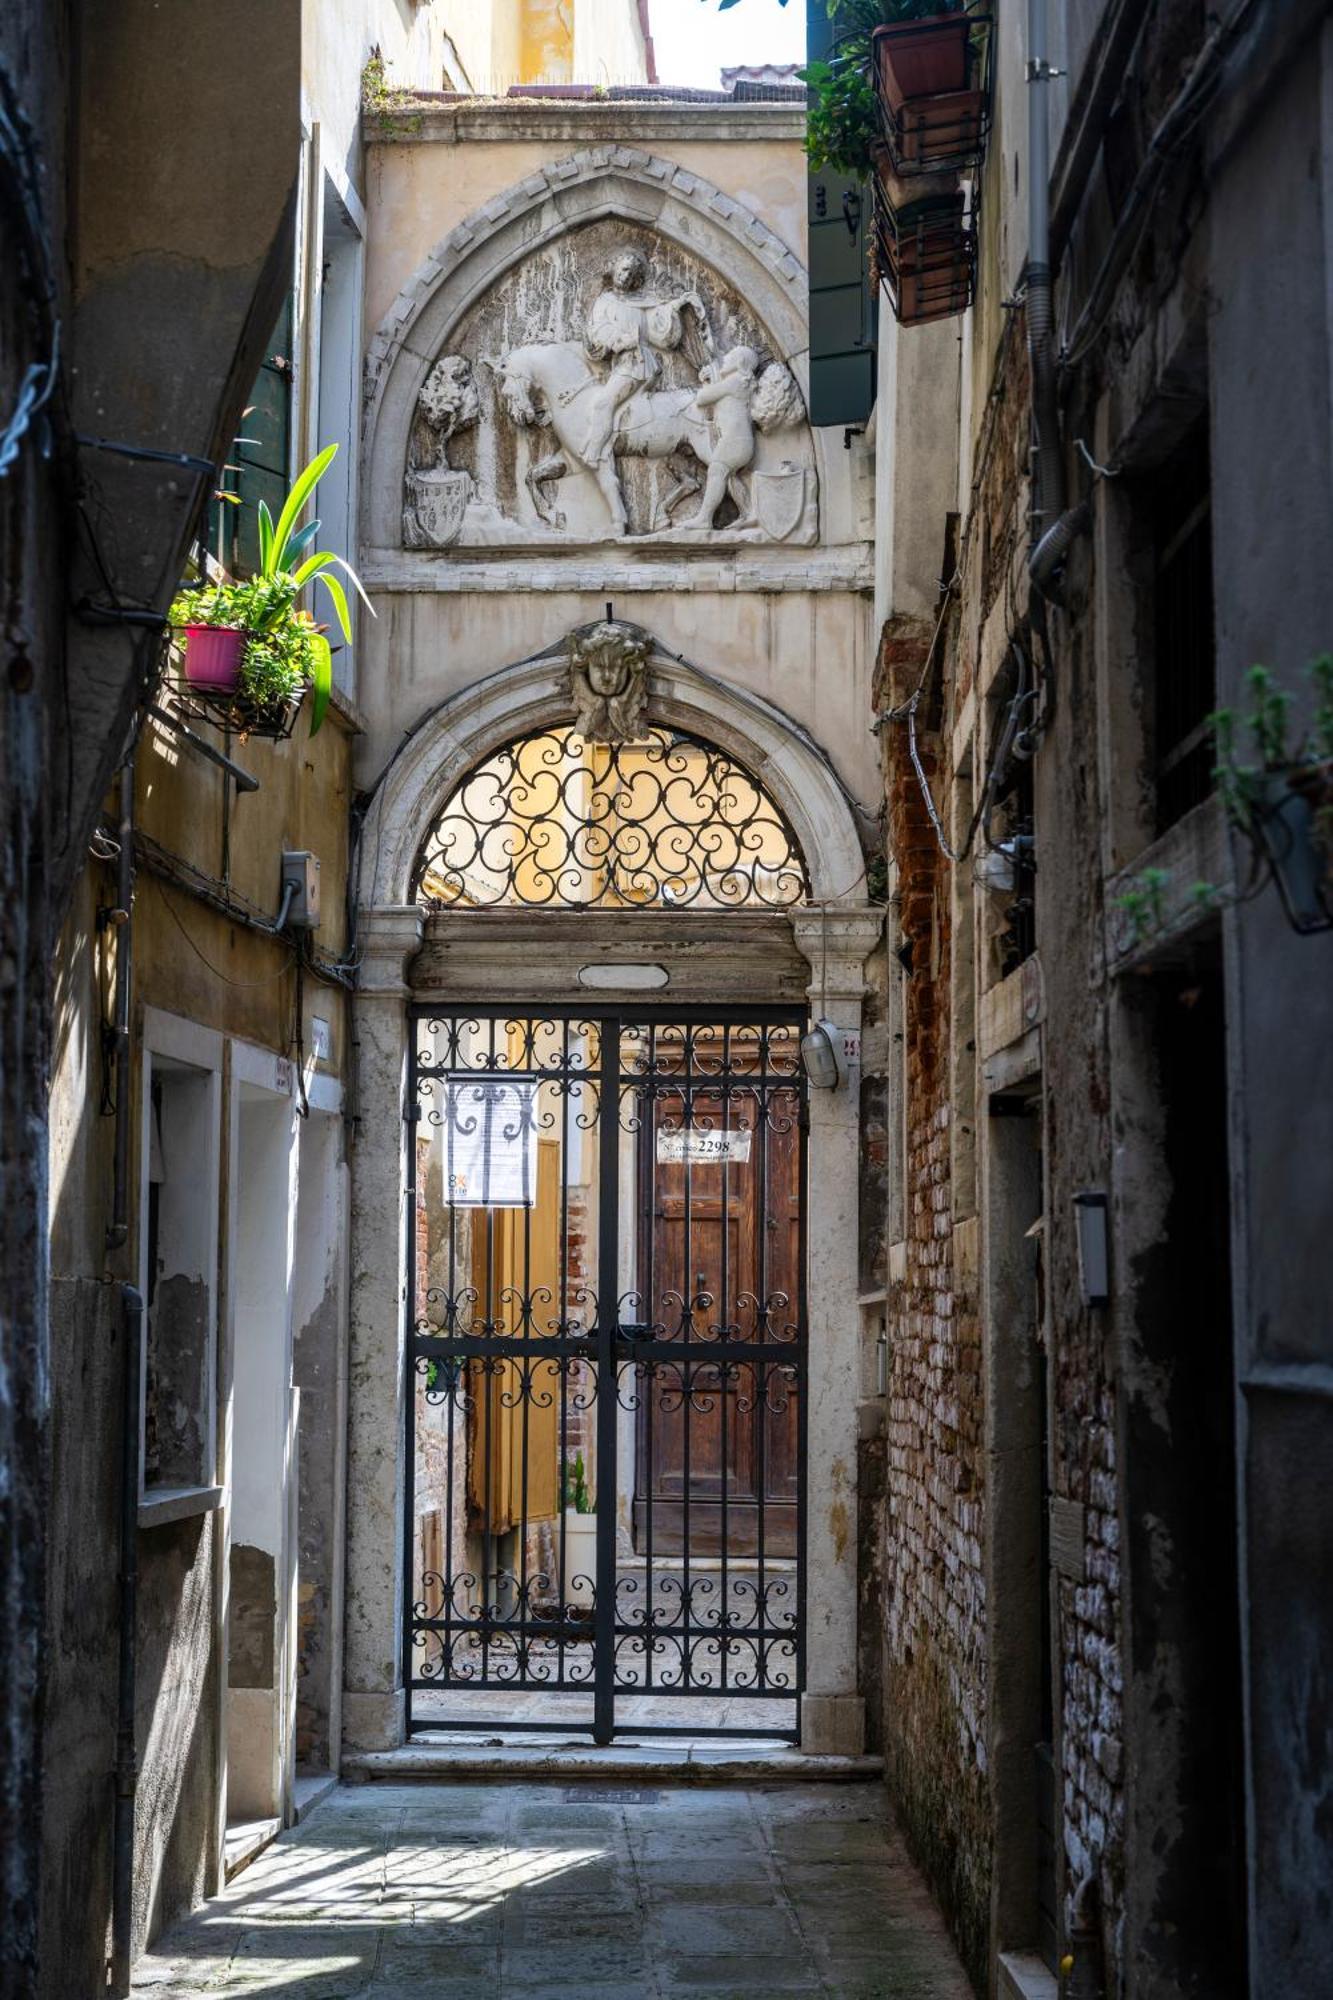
[5,2,1333,1999]
[132,1781,972,1999]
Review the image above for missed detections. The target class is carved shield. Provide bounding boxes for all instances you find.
[752,465,808,542]
[405,468,472,549]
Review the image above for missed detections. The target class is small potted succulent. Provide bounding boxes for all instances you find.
[560,1450,597,1610]
[1210,658,1333,936]
[171,442,371,737]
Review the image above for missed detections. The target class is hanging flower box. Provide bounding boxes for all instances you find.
[871,140,959,213]
[872,12,991,177]
[873,182,976,328]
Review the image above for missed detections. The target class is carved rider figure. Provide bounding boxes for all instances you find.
[581,250,712,434]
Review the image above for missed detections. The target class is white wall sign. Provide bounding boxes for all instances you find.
[442,1079,539,1207]
[656,1128,752,1165]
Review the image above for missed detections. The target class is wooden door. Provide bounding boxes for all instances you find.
[633,1043,801,1557]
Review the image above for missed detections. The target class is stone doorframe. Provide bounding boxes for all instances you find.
[342,641,882,1755]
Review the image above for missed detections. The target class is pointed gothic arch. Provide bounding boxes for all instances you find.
[360,146,817,552]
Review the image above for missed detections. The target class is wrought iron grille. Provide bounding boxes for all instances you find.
[413,725,810,910]
[405,1005,808,1743]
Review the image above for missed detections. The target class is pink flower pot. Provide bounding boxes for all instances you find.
[182,625,247,692]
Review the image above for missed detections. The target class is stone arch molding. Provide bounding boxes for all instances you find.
[358,632,866,913]
[362,148,819,552]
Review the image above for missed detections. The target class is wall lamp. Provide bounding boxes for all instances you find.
[801,1018,858,1091]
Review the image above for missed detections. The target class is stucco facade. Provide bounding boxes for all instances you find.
[345,94,885,1761]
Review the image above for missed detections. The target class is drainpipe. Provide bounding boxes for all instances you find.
[1027,0,1093,611]
[1026,0,1064,544]
[111,1282,143,1997]
[105,756,135,1252]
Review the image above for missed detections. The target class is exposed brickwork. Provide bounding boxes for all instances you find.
[877,620,990,1990]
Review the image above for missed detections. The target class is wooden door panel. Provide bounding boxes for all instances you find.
[635,1068,801,1556]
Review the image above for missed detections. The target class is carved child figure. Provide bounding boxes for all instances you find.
[685,345,762,530]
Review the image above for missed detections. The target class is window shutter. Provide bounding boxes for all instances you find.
[806,0,876,427]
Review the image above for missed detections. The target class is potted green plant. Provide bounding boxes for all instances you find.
[1210,658,1333,935]
[171,442,372,737]
[560,1450,597,1610]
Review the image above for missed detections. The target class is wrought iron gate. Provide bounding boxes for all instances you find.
[404,1004,808,1742]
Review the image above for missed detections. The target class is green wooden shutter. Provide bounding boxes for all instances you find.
[806,0,876,427]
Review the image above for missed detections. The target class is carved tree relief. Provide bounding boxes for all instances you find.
[402,219,817,550]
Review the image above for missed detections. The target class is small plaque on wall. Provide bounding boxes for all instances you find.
[1049,1497,1087,1581]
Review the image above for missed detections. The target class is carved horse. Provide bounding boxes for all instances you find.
[487,340,751,534]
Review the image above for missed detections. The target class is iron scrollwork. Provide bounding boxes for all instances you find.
[413,724,809,911]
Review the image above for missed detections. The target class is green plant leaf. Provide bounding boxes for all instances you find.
[257,498,275,570]
[313,569,352,645]
[307,632,333,737]
[293,549,376,620]
[286,518,323,559]
[267,443,339,575]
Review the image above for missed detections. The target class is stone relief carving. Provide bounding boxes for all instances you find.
[565,620,652,744]
[401,220,817,550]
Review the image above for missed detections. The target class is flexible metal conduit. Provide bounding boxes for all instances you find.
[111,1283,143,1997]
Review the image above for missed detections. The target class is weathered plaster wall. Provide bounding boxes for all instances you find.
[362,122,809,336]
[0,13,67,1983]
[41,672,356,1981]
[873,5,1333,1996]
[354,585,878,808]
[1206,36,1333,1989]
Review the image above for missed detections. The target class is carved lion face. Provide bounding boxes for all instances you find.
[419,355,480,433]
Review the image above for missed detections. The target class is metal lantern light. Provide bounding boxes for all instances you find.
[801,1020,841,1089]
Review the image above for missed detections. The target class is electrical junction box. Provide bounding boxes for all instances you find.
[280,850,321,930]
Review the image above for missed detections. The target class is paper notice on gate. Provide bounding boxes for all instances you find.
[441,1078,539,1207]
[656,1127,752,1165]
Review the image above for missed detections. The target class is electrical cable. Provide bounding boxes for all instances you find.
[148,872,298,989]
[1060,0,1265,372]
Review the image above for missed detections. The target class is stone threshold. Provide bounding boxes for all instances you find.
[223,1815,281,1883]
[998,1950,1059,2000]
[343,1742,883,1784]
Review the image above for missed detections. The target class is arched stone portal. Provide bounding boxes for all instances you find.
[343,630,881,1757]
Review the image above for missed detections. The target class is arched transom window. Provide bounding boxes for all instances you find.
[413,724,810,911]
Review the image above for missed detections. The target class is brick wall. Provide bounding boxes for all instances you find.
[877,622,991,1989]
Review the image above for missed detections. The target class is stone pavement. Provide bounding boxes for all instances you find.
[132,1780,975,1998]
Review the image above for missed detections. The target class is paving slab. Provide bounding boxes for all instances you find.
[132,1777,974,1999]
